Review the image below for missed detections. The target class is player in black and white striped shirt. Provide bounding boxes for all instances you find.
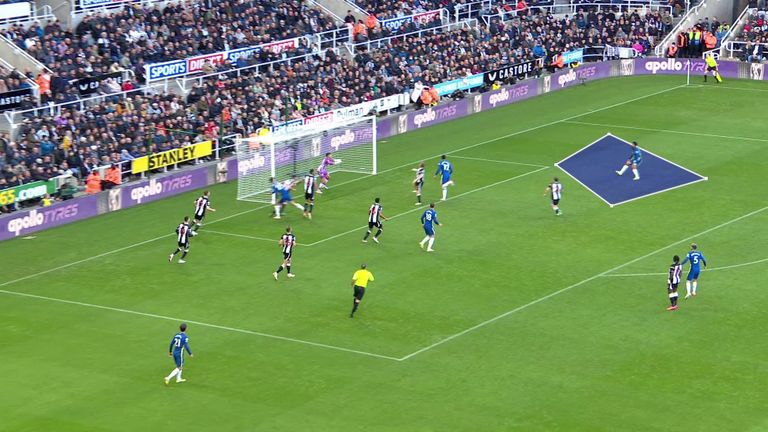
[412,162,425,205]
[544,178,562,216]
[191,191,216,232]
[362,197,388,244]
[667,255,682,311]
[273,226,296,280]
[169,216,193,264]
[303,169,317,220]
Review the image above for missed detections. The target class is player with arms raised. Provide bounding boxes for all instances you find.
[273,226,296,280]
[681,243,707,298]
[169,216,193,264]
[419,202,441,252]
[544,177,563,216]
[164,322,193,385]
[412,162,425,205]
[317,152,341,193]
[191,190,216,232]
[667,255,682,311]
[435,155,454,201]
[362,197,388,243]
[615,141,642,181]
[303,169,318,219]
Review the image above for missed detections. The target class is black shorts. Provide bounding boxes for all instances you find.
[178,241,189,249]
[305,192,314,201]
[707,65,717,72]
[193,213,204,222]
[552,199,560,205]
[353,285,366,300]
[283,251,293,261]
[368,221,382,230]
[668,283,678,292]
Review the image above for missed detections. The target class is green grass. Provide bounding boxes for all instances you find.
[2,75,768,431]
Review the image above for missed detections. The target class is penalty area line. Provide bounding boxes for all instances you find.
[0,289,402,362]
[398,204,768,361]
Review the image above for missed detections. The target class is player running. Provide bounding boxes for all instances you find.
[169,216,194,264]
[165,322,193,385]
[615,141,642,181]
[544,177,563,216]
[435,155,454,201]
[704,53,723,83]
[273,226,296,280]
[191,190,216,232]
[303,169,318,219]
[419,202,441,252]
[273,177,304,219]
[362,197,389,244]
[350,263,375,318]
[667,255,683,311]
[681,243,707,299]
[412,162,425,205]
[317,152,341,193]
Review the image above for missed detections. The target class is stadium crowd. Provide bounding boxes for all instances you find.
[0,1,680,210]
[736,9,767,62]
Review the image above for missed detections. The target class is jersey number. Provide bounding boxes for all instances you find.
[692,256,699,264]
[425,213,432,221]
[174,337,182,347]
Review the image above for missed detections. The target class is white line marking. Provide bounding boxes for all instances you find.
[608,177,708,207]
[0,288,401,361]
[565,120,768,143]
[306,166,549,247]
[205,230,279,244]
[601,257,768,277]
[450,155,549,168]
[688,84,768,93]
[398,205,768,361]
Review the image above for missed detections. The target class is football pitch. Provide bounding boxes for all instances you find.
[2,75,767,431]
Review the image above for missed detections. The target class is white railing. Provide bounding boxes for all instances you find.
[654,0,711,56]
[481,2,673,26]
[349,20,473,52]
[707,7,756,59]
[0,57,38,95]
[0,4,55,26]
[0,33,51,73]
[719,40,768,60]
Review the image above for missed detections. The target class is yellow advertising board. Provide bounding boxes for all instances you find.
[132,141,212,174]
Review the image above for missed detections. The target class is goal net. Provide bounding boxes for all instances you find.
[235,115,377,203]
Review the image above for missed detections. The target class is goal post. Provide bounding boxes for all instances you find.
[235,115,378,203]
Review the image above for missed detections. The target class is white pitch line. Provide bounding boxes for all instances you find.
[450,155,549,168]
[205,230,279,244]
[398,205,768,361]
[306,166,549,247]
[601,257,768,277]
[0,288,401,361]
[687,84,768,93]
[565,120,768,143]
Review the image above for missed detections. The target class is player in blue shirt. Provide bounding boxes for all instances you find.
[615,141,642,181]
[271,177,304,219]
[434,155,454,201]
[165,323,193,385]
[680,243,707,299]
[270,177,283,219]
[419,202,441,252]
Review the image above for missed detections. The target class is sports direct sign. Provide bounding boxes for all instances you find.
[146,39,301,80]
[381,9,443,31]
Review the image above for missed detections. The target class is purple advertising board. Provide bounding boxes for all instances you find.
[121,168,209,206]
[475,80,538,112]
[631,58,739,78]
[403,99,469,132]
[0,194,99,240]
[549,61,613,90]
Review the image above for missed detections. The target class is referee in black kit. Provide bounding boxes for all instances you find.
[350,263,375,318]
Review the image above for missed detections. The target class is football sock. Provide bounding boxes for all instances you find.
[351,299,360,315]
[632,168,639,178]
[309,204,314,213]
[692,281,697,294]
[375,229,382,238]
[293,202,304,210]
[442,188,447,200]
[420,236,429,246]
[170,249,178,256]
[428,238,435,249]
[617,165,628,175]
[166,368,179,380]
[286,266,291,274]
[181,251,188,259]
[703,74,707,82]
[319,183,327,189]
[363,230,371,240]
[273,205,281,217]
[276,265,284,273]
[672,295,678,306]
[417,195,421,203]
[686,281,691,295]
[176,370,183,382]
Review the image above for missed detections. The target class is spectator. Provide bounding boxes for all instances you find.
[102,164,121,189]
[85,169,101,194]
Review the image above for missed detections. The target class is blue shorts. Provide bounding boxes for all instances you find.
[631,159,642,166]
[423,226,435,236]
[173,352,184,368]
[441,176,451,186]
[280,195,292,203]
[686,269,700,281]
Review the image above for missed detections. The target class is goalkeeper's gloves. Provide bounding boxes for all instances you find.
[336,158,342,164]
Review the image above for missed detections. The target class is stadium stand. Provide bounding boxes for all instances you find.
[0,1,681,210]
[733,9,766,62]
